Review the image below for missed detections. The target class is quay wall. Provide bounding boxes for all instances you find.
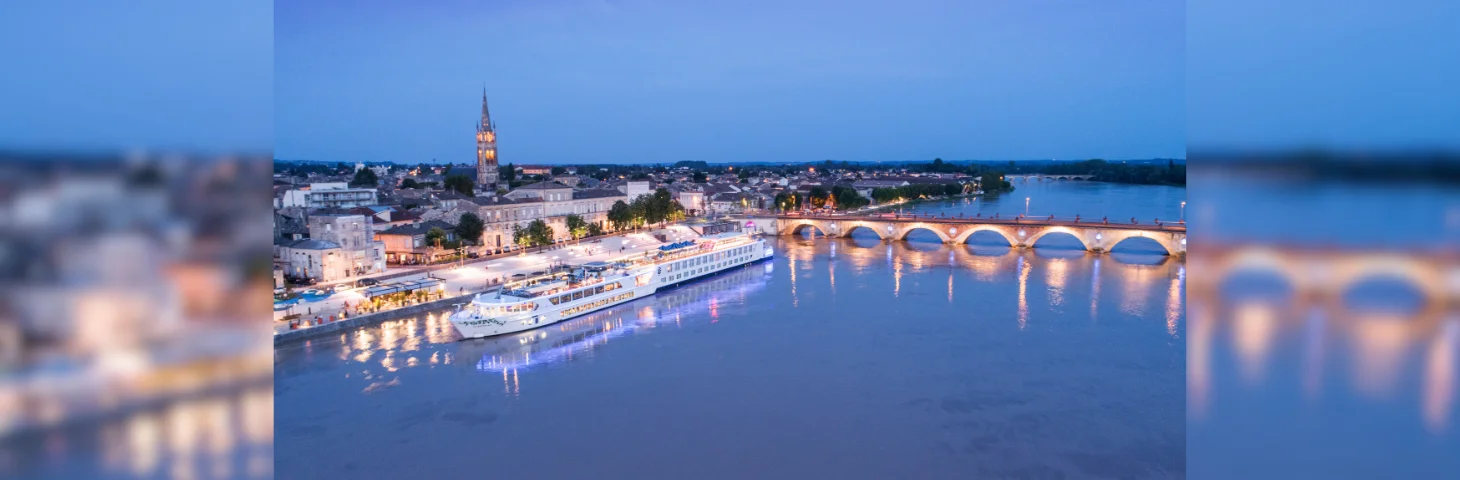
[273,291,490,346]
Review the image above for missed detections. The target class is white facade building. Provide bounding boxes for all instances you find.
[280,182,377,209]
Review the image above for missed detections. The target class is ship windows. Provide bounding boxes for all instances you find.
[573,290,584,300]
[549,297,560,305]
[559,294,570,304]
[595,285,605,295]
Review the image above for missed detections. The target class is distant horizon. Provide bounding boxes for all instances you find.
[273,157,1187,167]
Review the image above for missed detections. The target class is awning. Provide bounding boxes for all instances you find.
[362,278,444,299]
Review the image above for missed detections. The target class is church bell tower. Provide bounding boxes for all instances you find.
[476,89,500,195]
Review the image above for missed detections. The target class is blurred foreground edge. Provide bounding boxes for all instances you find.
[0,150,275,478]
[1187,151,1460,477]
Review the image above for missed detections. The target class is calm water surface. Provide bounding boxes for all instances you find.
[1187,171,1459,478]
[274,182,1188,479]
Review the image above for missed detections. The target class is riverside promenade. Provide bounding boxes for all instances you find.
[273,226,702,345]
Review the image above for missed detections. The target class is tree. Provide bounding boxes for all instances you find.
[400,178,421,189]
[350,168,379,188]
[525,219,554,248]
[979,172,1014,194]
[774,192,800,212]
[565,214,588,242]
[586,223,604,237]
[551,166,567,176]
[455,212,485,245]
[512,224,530,249]
[444,174,474,196]
[808,186,830,208]
[607,200,633,230]
[693,172,708,183]
[425,227,447,247]
[829,185,869,210]
[499,163,516,182]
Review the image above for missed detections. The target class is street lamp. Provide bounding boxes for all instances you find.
[1180,201,1186,222]
[1025,197,1030,217]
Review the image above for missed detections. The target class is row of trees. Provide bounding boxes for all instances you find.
[869,183,969,203]
[606,189,686,230]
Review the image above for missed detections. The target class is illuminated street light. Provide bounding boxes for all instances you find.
[1180,201,1186,222]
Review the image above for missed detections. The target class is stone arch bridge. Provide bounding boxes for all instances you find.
[744,214,1186,255]
[1007,174,1096,182]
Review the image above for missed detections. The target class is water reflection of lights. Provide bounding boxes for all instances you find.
[789,256,798,307]
[1090,257,1102,322]
[1351,315,1413,397]
[1120,262,1156,316]
[1166,264,1184,337]
[1188,302,1213,419]
[1017,256,1029,330]
[1423,318,1457,432]
[947,270,954,303]
[893,256,903,298]
[1234,302,1278,384]
[1302,308,1326,399]
[1047,258,1068,307]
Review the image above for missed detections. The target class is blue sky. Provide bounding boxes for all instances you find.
[1187,0,1460,152]
[0,1,273,154]
[275,0,1186,164]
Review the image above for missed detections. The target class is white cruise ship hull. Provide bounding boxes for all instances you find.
[451,283,658,339]
[450,236,773,340]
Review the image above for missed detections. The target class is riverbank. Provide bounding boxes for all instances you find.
[273,291,476,345]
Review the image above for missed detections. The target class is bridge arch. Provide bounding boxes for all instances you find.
[893,224,952,243]
[1329,254,1446,302]
[1026,226,1091,251]
[1104,231,1177,256]
[784,221,829,237]
[841,223,886,240]
[953,225,1018,246]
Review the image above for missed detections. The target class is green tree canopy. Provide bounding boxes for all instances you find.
[350,167,379,187]
[607,200,633,230]
[565,214,588,241]
[425,227,447,247]
[400,178,421,189]
[455,212,485,245]
[525,219,554,247]
[444,174,474,196]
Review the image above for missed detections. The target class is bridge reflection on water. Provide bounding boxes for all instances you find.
[1188,242,1458,476]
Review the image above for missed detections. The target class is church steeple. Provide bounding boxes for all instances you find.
[480,88,494,132]
[475,88,500,196]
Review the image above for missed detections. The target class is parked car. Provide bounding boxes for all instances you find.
[355,278,380,288]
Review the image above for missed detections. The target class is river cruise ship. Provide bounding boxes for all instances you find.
[449,229,774,339]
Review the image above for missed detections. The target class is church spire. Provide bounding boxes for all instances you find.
[480,88,493,132]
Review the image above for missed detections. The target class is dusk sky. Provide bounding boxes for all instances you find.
[276,0,1185,164]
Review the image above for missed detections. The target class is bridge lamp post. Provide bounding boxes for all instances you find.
[1180,201,1186,223]
[1025,197,1030,217]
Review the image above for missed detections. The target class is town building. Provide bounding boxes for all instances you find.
[278,211,386,281]
[625,181,653,200]
[517,165,553,176]
[374,219,458,264]
[279,182,377,209]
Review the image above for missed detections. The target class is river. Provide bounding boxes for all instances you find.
[273,181,1188,479]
